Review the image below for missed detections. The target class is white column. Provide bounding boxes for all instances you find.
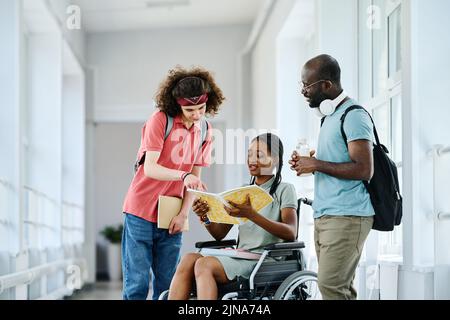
[84,67,97,284]
[316,0,359,97]
[0,0,25,300]
[400,0,450,300]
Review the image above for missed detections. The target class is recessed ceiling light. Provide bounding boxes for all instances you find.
[81,0,192,13]
[145,0,191,9]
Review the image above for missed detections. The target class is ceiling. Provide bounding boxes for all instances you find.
[279,0,315,39]
[74,0,264,33]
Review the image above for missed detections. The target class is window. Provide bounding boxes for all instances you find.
[1,0,21,299]
[372,0,388,98]
[358,0,403,261]
[372,104,391,151]
[0,2,87,299]
[391,94,402,165]
[358,0,373,103]
[388,6,402,78]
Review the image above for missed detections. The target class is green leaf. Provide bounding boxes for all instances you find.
[100,224,123,244]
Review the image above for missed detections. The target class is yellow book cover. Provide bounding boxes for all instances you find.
[157,196,189,231]
[187,185,273,225]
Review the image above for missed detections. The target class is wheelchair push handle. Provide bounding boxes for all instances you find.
[300,198,313,206]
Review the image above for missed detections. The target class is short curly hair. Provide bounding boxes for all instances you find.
[155,66,226,118]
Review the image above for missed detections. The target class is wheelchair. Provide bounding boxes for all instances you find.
[159,198,320,300]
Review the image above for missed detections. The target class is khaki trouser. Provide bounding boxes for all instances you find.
[314,215,373,300]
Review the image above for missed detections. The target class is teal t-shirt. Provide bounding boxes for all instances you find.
[313,98,375,219]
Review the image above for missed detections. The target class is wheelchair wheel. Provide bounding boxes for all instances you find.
[158,290,169,300]
[273,271,320,300]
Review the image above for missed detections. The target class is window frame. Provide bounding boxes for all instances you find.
[358,0,404,262]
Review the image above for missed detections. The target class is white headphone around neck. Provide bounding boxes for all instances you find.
[314,91,348,118]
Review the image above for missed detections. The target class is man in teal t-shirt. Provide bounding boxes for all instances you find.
[290,54,374,300]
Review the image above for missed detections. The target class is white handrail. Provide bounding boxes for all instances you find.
[0,180,14,227]
[62,201,84,211]
[0,258,86,295]
[23,186,59,206]
[36,287,74,300]
[61,226,84,231]
[438,146,450,156]
[427,145,450,158]
[428,145,450,267]
[437,212,450,221]
[23,220,59,232]
[428,146,450,222]
[0,219,14,227]
[0,178,14,190]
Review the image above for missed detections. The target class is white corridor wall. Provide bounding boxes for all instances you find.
[0,0,89,300]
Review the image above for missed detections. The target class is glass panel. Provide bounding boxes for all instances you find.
[0,0,20,256]
[379,166,403,259]
[391,94,402,163]
[372,0,388,97]
[379,165,403,259]
[372,104,391,151]
[397,166,403,206]
[388,6,402,77]
[358,0,373,102]
[379,227,403,258]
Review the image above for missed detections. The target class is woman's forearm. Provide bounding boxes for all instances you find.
[205,223,232,241]
[179,167,202,217]
[144,162,184,181]
[250,214,296,242]
[180,191,195,219]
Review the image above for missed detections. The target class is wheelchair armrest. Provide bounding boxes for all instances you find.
[264,241,305,251]
[195,240,237,249]
[264,241,306,258]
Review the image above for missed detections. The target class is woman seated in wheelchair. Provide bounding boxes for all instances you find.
[168,133,299,300]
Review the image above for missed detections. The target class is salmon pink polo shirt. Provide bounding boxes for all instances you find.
[122,110,213,223]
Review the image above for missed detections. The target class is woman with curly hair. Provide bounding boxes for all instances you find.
[121,66,225,300]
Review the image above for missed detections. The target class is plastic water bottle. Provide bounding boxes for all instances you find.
[296,139,312,177]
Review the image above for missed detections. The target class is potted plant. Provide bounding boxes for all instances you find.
[100,224,123,281]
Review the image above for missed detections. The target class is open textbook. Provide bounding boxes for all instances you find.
[187,185,273,225]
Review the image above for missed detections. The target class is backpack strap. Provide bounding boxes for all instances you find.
[165,112,209,148]
[134,113,209,173]
[340,105,381,148]
[340,105,383,186]
[200,118,209,148]
[164,113,174,140]
[134,112,172,173]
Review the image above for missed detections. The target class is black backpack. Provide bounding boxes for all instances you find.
[338,105,403,232]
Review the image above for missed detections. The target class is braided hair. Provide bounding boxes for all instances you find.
[249,133,284,199]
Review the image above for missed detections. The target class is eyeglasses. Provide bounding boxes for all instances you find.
[300,79,331,94]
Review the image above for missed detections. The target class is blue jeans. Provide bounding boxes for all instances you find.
[121,213,182,300]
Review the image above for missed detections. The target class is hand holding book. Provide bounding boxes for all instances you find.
[192,198,211,225]
[183,173,207,191]
[224,194,257,219]
[188,185,273,225]
[158,196,189,232]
